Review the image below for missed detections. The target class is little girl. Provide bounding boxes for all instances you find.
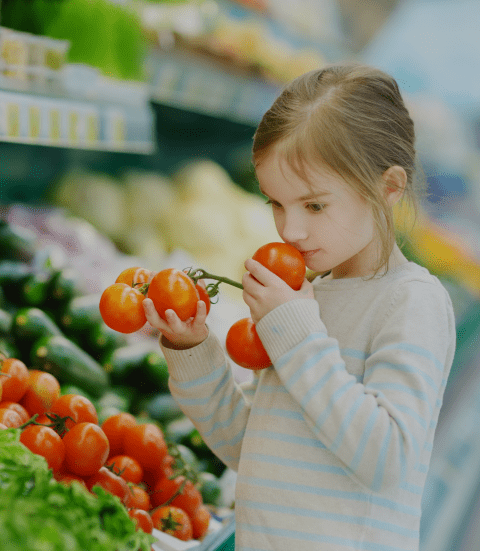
[143,63,456,551]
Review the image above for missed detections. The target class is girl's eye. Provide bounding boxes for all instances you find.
[265,199,282,209]
[308,203,325,212]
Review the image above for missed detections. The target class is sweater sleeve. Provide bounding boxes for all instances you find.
[161,331,259,472]
[255,280,456,493]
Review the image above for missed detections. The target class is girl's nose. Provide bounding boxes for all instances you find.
[278,211,308,243]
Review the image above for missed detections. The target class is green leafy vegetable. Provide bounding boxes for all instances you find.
[0,429,155,551]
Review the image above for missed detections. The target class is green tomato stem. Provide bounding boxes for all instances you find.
[186,268,243,290]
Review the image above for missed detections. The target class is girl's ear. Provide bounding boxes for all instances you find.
[382,165,407,206]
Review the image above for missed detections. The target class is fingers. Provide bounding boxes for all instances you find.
[143,298,170,330]
[244,258,279,286]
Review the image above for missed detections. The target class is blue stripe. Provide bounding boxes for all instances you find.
[393,403,428,430]
[350,407,379,472]
[250,407,304,421]
[400,481,423,495]
[396,416,419,458]
[372,343,443,372]
[314,379,356,430]
[275,332,328,371]
[246,429,327,450]
[330,393,365,454]
[237,475,421,516]
[190,394,234,423]
[211,426,245,450]
[258,384,289,394]
[173,364,227,389]
[241,452,347,476]
[373,423,392,491]
[300,362,344,408]
[341,348,369,360]
[203,400,246,438]
[236,498,418,538]
[236,522,413,551]
[284,345,337,388]
[367,382,432,412]
[365,361,439,393]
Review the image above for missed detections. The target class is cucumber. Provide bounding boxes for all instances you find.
[47,267,85,304]
[0,221,37,262]
[83,321,128,361]
[19,270,54,306]
[96,386,136,413]
[198,472,222,506]
[0,336,20,359]
[59,293,103,335]
[0,261,32,289]
[13,307,64,344]
[30,334,109,397]
[0,308,13,335]
[133,392,183,424]
[102,342,169,392]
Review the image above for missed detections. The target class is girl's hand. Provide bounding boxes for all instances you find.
[242,258,314,324]
[143,297,209,349]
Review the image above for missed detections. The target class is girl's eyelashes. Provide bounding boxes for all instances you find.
[265,198,282,208]
[308,203,326,212]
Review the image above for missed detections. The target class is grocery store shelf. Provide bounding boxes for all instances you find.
[149,48,280,126]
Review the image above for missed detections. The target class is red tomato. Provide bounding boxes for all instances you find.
[20,370,61,416]
[106,454,143,484]
[0,357,29,402]
[115,266,152,287]
[225,317,271,370]
[62,422,110,477]
[252,242,306,290]
[20,424,65,472]
[128,508,154,534]
[0,423,8,429]
[150,475,185,509]
[0,401,30,424]
[195,284,211,315]
[191,504,211,539]
[101,412,137,457]
[147,268,199,321]
[99,283,147,334]
[86,466,130,504]
[0,407,22,428]
[125,484,151,511]
[55,471,87,488]
[122,422,168,473]
[170,478,203,517]
[151,506,193,541]
[49,394,98,430]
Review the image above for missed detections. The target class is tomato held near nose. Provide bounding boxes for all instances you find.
[225,317,271,370]
[252,242,306,290]
[147,268,199,321]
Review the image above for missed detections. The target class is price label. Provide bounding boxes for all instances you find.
[49,107,61,142]
[86,112,98,144]
[6,102,20,138]
[28,105,41,140]
[68,110,79,144]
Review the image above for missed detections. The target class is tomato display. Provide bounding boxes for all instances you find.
[86,466,130,504]
[170,478,203,517]
[125,484,151,511]
[101,411,137,457]
[62,422,110,477]
[150,475,185,509]
[20,369,61,415]
[252,241,306,290]
[0,357,29,403]
[115,266,152,287]
[49,393,98,430]
[147,268,199,321]
[122,422,168,473]
[99,282,147,334]
[0,407,22,428]
[191,504,211,539]
[106,454,143,484]
[151,506,193,541]
[225,317,271,370]
[128,508,154,534]
[0,401,29,423]
[20,424,65,472]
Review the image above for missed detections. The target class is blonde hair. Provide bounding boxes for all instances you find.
[252,62,423,276]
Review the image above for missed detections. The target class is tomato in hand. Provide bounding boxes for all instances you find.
[20,370,61,416]
[122,422,168,473]
[99,283,147,334]
[62,422,110,477]
[226,317,271,370]
[151,506,193,541]
[128,508,154,534]
[20,424,65,472]
[0,357,29,402]
[106,454,143,484]
[101,412,137,457]
[49,394,98,430]
[115,266,152,287]
[86,465,130,504]
[147,268,199,321]
[191,504,211,539]
[252,242,306,290]
[195,284,211,315]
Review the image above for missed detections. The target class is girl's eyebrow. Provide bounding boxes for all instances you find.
[259,186,331,201]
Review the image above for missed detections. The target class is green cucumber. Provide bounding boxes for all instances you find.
[13,307,64,343]
[0,221,37,262]
[30,334,109,397]
[48,267,85,304]
[133,392,183,424]
[19,270,54,306]
[0,261,32,288]
[0,308,13,335]
[83,321,128,361]
[59,293,103,335]
[0,336,20,359]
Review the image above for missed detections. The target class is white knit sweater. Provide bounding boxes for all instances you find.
[161,262,456,551]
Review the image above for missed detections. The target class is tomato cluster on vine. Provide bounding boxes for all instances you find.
[0,355,211,542]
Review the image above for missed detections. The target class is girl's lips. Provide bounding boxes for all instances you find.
[300,249,321,258]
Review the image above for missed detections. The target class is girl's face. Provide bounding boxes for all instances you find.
[256,149,380,279]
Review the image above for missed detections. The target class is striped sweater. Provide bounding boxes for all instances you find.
[161,262,456,551]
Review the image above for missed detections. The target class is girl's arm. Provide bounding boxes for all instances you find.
[255,280,456,494]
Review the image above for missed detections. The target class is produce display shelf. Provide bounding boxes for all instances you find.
[0,75,155,154]
[149,48,280,126]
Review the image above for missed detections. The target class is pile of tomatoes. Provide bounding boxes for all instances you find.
[0,355,210,542]
[99,242,306,371]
